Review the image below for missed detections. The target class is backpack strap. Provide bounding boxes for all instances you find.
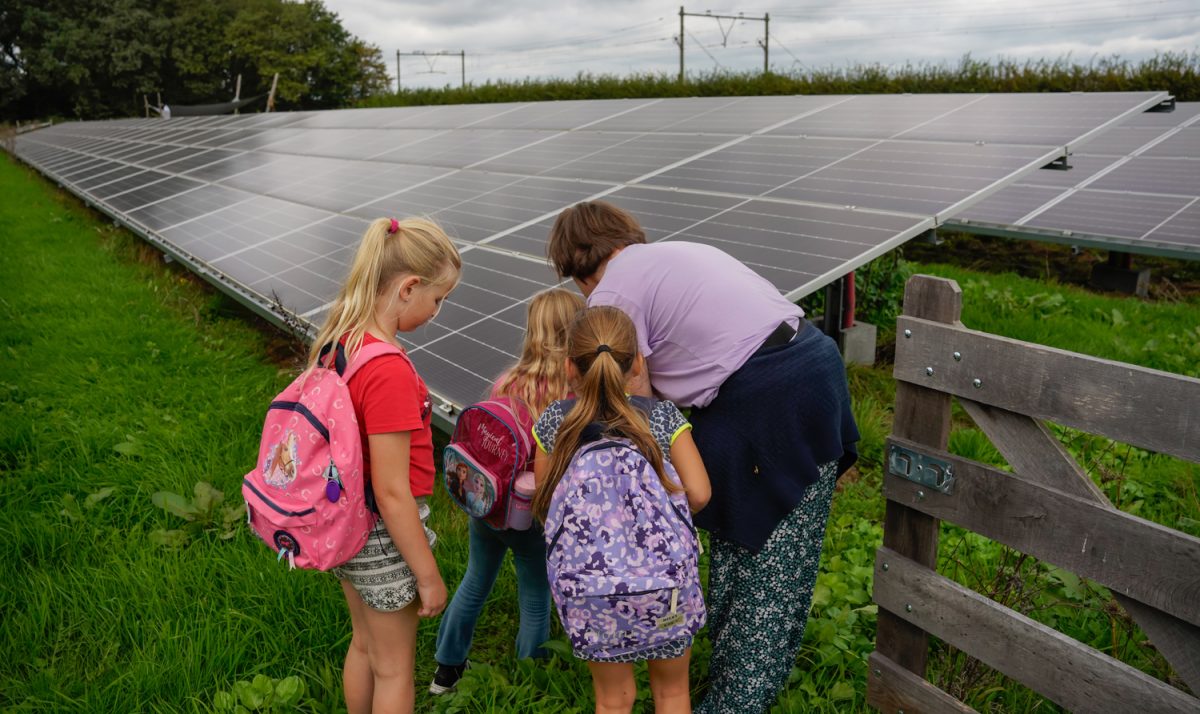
[580,439,637,457]
[489,398,534,461]
[338,340,408,382]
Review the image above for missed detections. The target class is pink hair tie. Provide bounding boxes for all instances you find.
[387,218,400,235]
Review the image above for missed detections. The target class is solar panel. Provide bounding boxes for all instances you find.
[951,102,1200,259]
[10,91,1167,417]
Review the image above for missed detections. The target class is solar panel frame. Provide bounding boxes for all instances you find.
[949,101,1200,260]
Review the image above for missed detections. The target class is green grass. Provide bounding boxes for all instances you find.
[1,151,1196,712]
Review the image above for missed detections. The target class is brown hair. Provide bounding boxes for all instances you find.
[547,201,646,280]
[307,217,461,370]
[493,288,585,418]
[531,306,679,520]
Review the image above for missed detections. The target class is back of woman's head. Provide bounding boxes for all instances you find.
[494,288,585,417]
[548,201,646,280]
[531,305,677,520]
[308,217,461,368]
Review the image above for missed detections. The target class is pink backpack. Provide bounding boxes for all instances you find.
[242,341,403,570]
[443,399,534,530]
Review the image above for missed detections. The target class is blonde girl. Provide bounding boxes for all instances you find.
[532,306,710,714]
[430,288,585,694]
[314,217,461,714]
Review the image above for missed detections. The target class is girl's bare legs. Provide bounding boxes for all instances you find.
[647,649,692,714]
[341,581,373,714]
[588,661,637,714]
[341,580,422,714]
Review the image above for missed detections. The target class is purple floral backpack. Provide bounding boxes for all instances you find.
[543,438,706,661]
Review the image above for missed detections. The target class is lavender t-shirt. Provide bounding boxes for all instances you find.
[588,242,803,408]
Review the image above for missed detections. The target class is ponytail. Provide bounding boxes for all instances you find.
[531,306,678,521]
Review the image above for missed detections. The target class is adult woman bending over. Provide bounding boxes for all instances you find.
[547,201,859,714]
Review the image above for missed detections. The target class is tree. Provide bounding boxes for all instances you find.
[225,0,391,110]
[0,0,391,121]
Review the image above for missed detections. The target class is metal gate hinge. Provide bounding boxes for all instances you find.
[888,444,955,494]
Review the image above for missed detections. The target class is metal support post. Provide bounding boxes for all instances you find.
[823,276,846,339]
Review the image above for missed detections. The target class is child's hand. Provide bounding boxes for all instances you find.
[417,576,448,618]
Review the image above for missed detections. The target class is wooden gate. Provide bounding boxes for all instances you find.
[867,275,1200,713]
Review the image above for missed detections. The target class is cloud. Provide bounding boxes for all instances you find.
[323,0,1200,89]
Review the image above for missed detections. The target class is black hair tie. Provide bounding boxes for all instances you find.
[595,344,612,355]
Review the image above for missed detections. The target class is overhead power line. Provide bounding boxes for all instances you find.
[677,6,771,82]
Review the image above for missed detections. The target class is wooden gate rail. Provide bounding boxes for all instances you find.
[867,275,1200,714]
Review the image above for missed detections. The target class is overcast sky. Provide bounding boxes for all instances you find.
[324,0,1200,91]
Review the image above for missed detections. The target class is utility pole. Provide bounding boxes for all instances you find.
[678,6,685,84]
[395,50,467,91]
[762,13,769,74]
[675,7,771,83]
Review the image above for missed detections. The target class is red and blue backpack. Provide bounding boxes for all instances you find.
[442,398,534,530]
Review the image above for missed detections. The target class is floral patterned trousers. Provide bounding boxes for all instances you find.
[696,461,839,714]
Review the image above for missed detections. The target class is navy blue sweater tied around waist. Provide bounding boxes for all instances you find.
[690,321,859,553]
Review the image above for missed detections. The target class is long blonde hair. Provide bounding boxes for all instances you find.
[531,306,679,520]
[307,217,461,369]
[493,288,585,418]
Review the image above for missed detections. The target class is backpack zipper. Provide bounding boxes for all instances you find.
[243,479,317,517]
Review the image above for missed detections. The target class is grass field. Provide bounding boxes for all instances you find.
[1,151,1196,712]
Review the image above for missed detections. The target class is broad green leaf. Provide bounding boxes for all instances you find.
[113,435,144,457]
[811,582,832,608]
[149,529,191,548]
[84,487,115,509]
[213,691,235,711]
[273,676,304,706]
[60,494,82,521]
[193,481,224,513]
[153,491,199,520]
[541,638,572,659]
[250,673,273,696]
[829,681,856,700]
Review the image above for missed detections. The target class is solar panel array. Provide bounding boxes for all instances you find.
[11,91,1167,417]
[950,102,1200,259]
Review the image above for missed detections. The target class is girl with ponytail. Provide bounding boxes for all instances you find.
[531,306,710,714]
[314,216,461,714]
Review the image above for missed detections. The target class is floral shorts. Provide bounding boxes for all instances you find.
[332,497,436,613]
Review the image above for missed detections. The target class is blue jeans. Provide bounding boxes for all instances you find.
[434,517,551,665]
